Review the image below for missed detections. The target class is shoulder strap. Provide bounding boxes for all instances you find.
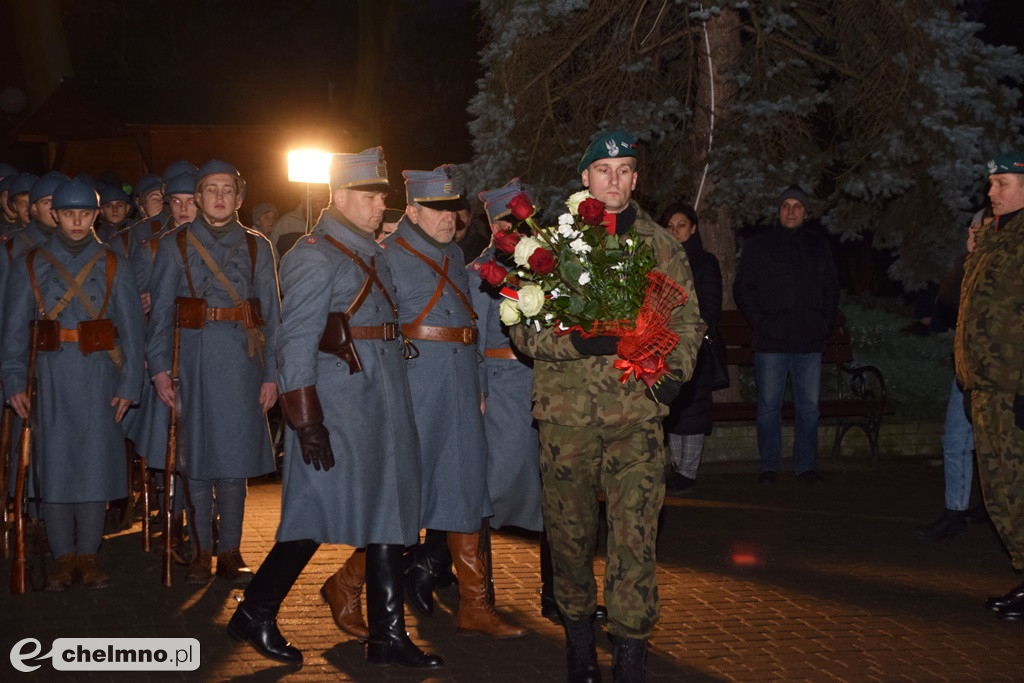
[322,233,398,319]
[26,249,47,319]
[36,249,106,320]
[186,229,245,305]
[394,236,477,325]
[176,227,196,297]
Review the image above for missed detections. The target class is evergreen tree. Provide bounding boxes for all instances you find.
[464,0,1023,291]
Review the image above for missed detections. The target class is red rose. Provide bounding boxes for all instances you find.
[507,193,535,221]
[493,230,522,253]
[478,259,508,286]
[527,248,556,275]
[577,197,607,227]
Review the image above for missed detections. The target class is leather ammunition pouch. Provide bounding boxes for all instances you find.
[77,318,117,354]
[30,319,60,352]
[319,312,363,375]
[175,296,207,329]
[243,298,265,329]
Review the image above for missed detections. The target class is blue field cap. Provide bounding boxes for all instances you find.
[987,152,1024,174]
[134,173,163,199]
[99,183,131,205]
[162,160,198,180]
[478,178,533,225]
[329,147,389,193]
[195,160,246,199]
[8,173,39,198]
[577,130,638,173]
[30,171,70,203]
[52,178,101,210]
[164,171,198,196]
[403,165,462,210]
[0,162,18,180]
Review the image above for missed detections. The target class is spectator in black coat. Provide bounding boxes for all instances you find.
[660,203,723,494]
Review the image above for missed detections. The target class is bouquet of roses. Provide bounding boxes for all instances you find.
[476,190,688,388]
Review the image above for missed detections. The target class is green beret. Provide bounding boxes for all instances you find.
[577,130,637,173]
[987,153,1024,174]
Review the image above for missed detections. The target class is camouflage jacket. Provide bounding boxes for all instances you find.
[509,204,706,428]
[955,210,1024,393]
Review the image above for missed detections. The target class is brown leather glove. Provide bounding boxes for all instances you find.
[280,386,335,472]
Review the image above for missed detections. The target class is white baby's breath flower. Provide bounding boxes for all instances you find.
[578,272,591,286]
[625,238,634,247]
[558,213,575,226]
[557,223,576,238]
[544,313,554,322]
[569,238,592,255]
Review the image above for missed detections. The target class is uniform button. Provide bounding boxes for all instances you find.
[90,295,96,301]
[336,361,342,367]
[53,277,59,283]
[58,347,64,352]
[452,348,458,354]
[205,322,210,328]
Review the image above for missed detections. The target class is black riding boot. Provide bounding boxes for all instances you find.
[227,539,319,664]
[611,635,648,683]
[564,616,601,683]
[404,529,450,615]
[365,543,443,668]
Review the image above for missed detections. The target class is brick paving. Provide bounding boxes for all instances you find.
[2,457,1023,682]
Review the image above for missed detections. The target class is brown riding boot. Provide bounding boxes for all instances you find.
[47,554,76,591]
[448,530,527,638]
[320,550,369,641]
[186,550,213,584]
[216,548,254,584]
[77,554,111,590]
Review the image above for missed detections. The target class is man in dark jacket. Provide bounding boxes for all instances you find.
[734,185,839,484]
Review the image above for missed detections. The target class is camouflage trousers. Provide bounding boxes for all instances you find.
[538,419,665,639]
[970,389,1024,571]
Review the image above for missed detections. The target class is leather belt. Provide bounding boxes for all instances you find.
[401,324,477,345]
[57,327,119,343]
[349,322,399,341]
[484,347,518,360]
[206,306,246,322]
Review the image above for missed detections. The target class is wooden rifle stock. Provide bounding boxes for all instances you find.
[162,304,182,587]
[0,406,13,559]
[10,322,41,594]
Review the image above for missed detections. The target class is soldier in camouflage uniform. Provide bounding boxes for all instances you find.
[955,152,1024,622]
[509,131,705,682]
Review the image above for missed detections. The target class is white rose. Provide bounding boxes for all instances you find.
[569,238,592,255]
[517,283,546,317]
[557,223,576,238]
[566,190,593,215]
[578,271,591,286]
[558,213,575,226]
[499,297,522,325]
[513,236,545,267]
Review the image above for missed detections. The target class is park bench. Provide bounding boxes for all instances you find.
[711,309,894,465]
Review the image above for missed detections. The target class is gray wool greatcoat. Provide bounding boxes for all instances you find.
[381,218,491,533]
[468,244,543,531]
[1,236,145,503]
[146,217,280,480]
[274,209,421,547]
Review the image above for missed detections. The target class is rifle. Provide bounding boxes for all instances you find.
[0,406,13,559]
[162,302,182,587]
[10,321,42,594]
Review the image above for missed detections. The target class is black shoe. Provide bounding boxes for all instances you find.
[758,471,777,485]
[965,503,990,524]
[366,544,443,668]
[985,580,1024,612]
[998,594,1024,621]
[797,470,824,485]
[564,617,600,683]
[915,509,966,541]
[666,471,695,495]
[227,601,302,664]
[611,635,648,683]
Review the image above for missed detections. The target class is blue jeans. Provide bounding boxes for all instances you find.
[754,352,822,475]
[942,376,974,511]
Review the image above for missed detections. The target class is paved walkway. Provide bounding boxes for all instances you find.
[2,457,1022,681]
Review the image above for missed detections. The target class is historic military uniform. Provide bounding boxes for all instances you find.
[1,178,145,590]
[230,148,440,669]
[382,165,525,639]
[955,152,1024,620]
[147,161,280,583]
[509,131,704,680]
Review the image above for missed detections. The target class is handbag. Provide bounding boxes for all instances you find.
[703,327,730,390]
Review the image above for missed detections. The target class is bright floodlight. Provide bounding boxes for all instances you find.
[287,149,331,184]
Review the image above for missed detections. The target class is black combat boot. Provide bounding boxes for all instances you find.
[365,544,443,668]
[611,635,648,683]
[564,616,601,683]
[985,579,1024,612]
[227,539,319,664]
[914,508,966,540]
[404,529,451,615]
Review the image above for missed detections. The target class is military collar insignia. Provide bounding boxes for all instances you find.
[305,236,318,244]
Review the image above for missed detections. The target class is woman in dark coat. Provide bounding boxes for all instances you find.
[660,203,723,493]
